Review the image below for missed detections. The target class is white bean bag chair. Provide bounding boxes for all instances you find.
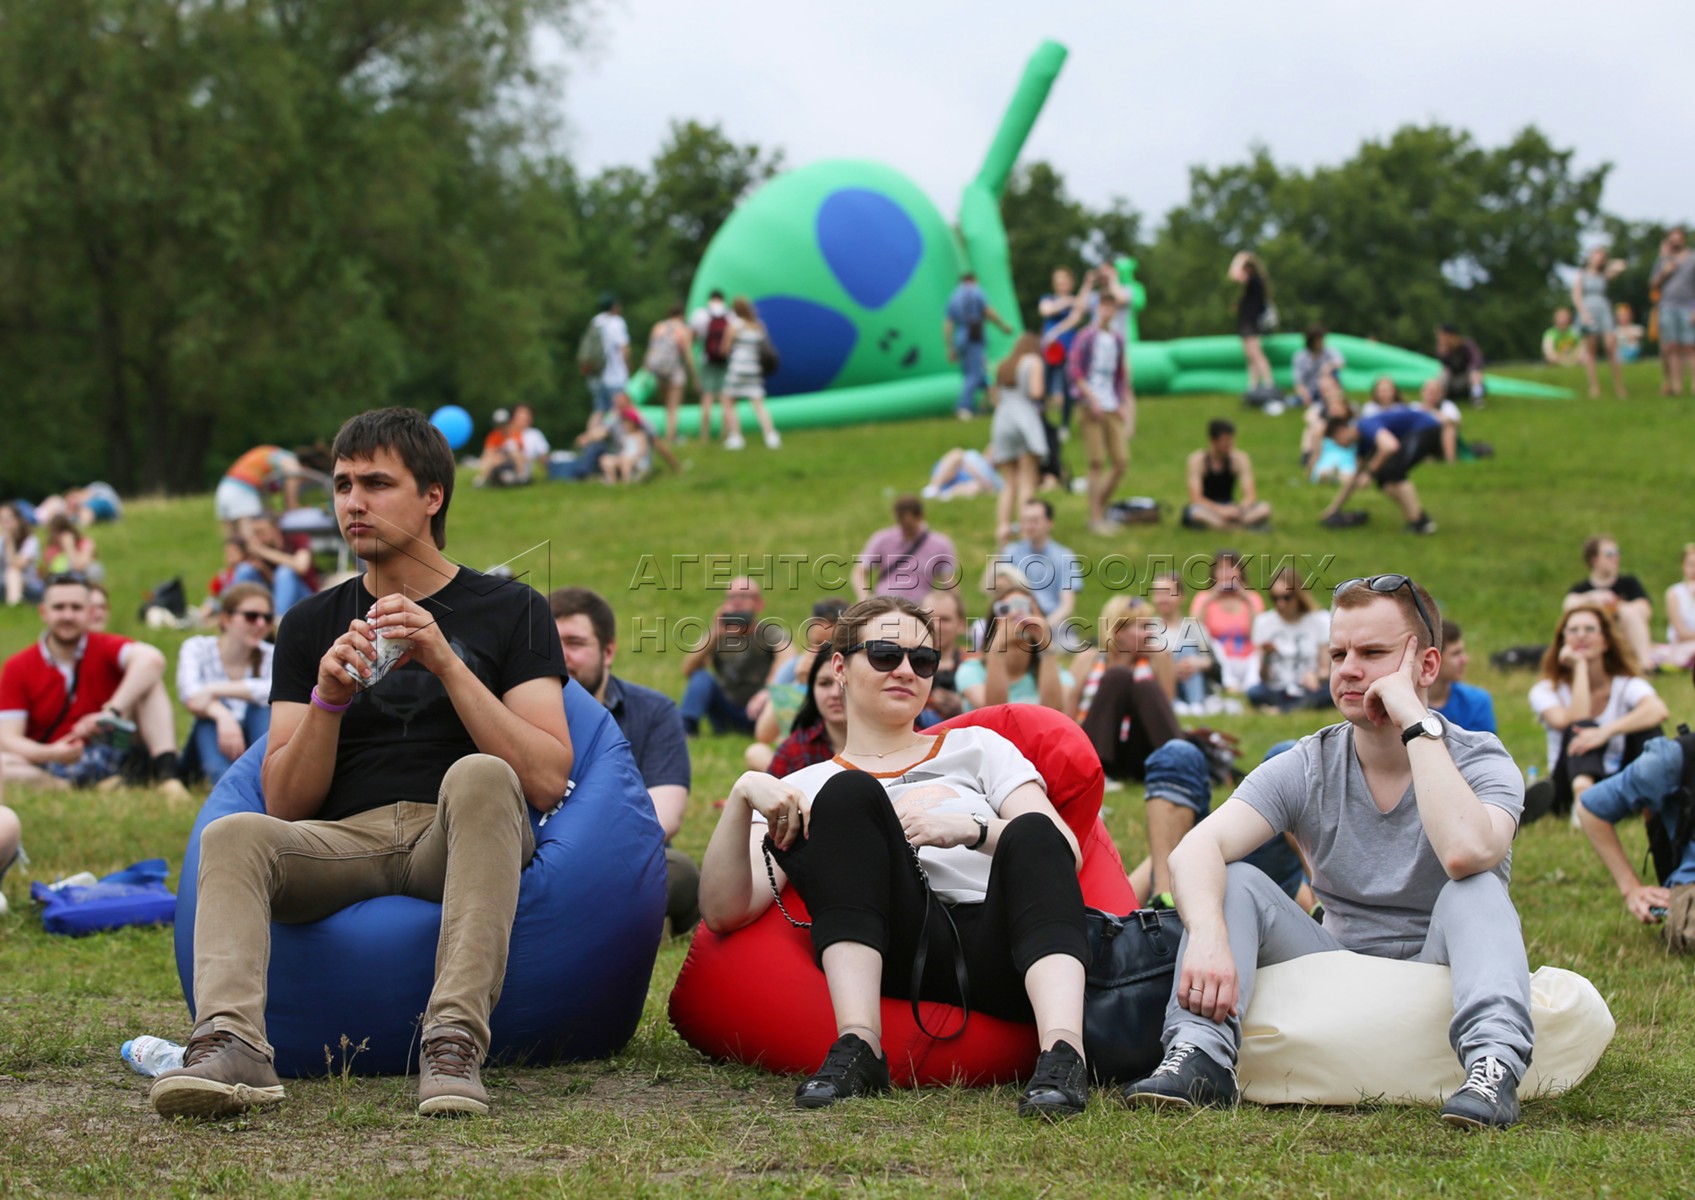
[1237,952,1614,1106]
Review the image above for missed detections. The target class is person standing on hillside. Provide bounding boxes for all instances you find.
[645,304,698,445]
[1653,228,1695,397]
[1227,252,1276,400]
[945,271,1013,419]
[690,289,733,444]
[590,294,632,420]
[1068,293,1133,537]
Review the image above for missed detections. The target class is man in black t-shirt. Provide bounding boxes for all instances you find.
[1564,534,1654,670]
[150,408,571,1122]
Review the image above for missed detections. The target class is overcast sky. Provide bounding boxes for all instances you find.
[542,0,1689,243]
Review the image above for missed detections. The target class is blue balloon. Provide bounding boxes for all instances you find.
[430,405,473,451]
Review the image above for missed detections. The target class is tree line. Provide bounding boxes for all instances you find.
[0,3,1683,498]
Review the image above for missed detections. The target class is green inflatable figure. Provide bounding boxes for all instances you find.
[631,42,1069,436]
[627,37,1568,432]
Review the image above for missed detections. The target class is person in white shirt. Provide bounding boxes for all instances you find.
[698,596,1091,1118]
[590,294,631,418]
[1246,568,1331,712]
[177,583,276,785]
[1067,295,1133,536]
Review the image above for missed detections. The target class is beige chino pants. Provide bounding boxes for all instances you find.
[191,754,534,1059]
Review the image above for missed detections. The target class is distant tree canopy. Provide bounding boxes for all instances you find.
[0,11,1680,501]
[0,0,779,498]
[1007,126,1683,367]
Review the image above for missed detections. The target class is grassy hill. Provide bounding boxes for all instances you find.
[3,358,1693,1196]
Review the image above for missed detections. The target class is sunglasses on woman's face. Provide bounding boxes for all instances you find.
[847,640,941,679]
[233,610,273,625]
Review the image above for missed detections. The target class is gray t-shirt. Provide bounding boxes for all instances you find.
[1657,252,1695,307]
[1233,718,1523,957]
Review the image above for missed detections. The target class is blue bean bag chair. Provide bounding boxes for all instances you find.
[174,679,666,1077]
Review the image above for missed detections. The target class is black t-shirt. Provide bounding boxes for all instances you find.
[271,567,567,822]
[1567,575,1649,604]
[1237,272,1266,322]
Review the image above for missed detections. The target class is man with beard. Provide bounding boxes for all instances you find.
[550,586,696,934]
[0,572,185,796]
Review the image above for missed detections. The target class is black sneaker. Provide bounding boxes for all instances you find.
[1407,513,1438,536]
[1120,1042,1238,1110]
[794,1033,890,1109]
[1018,1040,1088,1119]
[1440,1056,1520,1130]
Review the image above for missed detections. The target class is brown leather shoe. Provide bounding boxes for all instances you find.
[150,1023,284,1119]
[417,1027,489,1116]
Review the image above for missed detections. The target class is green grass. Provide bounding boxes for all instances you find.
[3,358,1694,1197]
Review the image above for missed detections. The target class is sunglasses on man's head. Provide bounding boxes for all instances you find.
[846,640,941,679]
[1334,575,1436,643]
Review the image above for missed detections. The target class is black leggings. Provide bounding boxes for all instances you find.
[1080,666,1183,781]
[770,771,1088,1024]
[1551,721,1659,816]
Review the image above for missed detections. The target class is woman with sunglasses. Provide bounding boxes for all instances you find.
[175,583,276,785]
[1529,604,1667,822]
[699,597,1091,1118]
[953,584,1074,715]
[1247,567,1332,713]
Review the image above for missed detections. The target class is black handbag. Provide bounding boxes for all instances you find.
[1083,907,1184,1083]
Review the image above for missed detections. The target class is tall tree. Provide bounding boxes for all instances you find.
[1138,125,1608,359]
[0,0,588,496]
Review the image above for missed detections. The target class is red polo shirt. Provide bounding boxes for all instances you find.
[0,632,133,743]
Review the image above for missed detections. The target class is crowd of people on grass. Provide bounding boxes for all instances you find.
[4,232,1695,1131]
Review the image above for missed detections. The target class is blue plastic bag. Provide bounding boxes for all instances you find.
[31,858,177,936]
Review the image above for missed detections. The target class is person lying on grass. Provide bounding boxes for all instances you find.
[699,596,1093,1119]
[149,406,571,1122]
[1122,574,1535,1130]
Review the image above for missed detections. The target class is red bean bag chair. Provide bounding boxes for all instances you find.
[668,704,1136,1086]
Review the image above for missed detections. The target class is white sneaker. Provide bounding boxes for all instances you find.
[724,433,746,451]
[764,430,782,450]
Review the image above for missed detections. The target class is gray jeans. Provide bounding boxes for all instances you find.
[191,755,534,1059]
[1164,862,1534,1081]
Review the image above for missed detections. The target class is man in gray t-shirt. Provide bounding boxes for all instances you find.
[1124,576,1535,1130]
[1653,227,1695,397]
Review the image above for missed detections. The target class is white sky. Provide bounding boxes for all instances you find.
[543,0,1690,236]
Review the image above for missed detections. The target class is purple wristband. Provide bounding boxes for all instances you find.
[310,686,352,714]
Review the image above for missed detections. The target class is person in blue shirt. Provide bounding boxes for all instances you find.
[1578,732,1693,932]
[993,499,1084,650]
[549,586,696,934]
[944,272,1012,418]
[1429,619,1497,733]
[1320,406,1443,534]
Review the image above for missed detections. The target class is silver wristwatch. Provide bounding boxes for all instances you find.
[1400,712,1443,745]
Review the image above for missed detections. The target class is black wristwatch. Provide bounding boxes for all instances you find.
[969,814,990,850]
[1401,712,1444,745]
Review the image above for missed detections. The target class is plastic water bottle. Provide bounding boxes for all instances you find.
[1526,765,1540,785]
[121,1036,185,1077]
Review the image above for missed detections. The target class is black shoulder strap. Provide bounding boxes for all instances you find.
[42,657,83,743]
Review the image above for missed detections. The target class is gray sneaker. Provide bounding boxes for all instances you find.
[418,1027,489,1116]
[1440,1056,1520,1130]
[149,1023,284,1119]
